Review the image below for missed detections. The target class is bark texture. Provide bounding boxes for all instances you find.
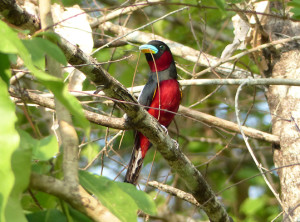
[265,14,300,221]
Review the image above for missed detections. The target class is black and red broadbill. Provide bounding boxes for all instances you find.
[124,40,182,185]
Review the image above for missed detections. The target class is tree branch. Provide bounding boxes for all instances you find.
[179,106,279,144]
[1,2,232,221]
[148,181,200,207]
[30,173,120,222]
[90,0,163,27]
[98,21,254,79]
[0,0,40,33]
[11,88,278,144]
[39,0,79,184]
[9,89,128,130]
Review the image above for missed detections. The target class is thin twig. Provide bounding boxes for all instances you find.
[92,6,188,54]
[148,181,201,207]
[196,35,300,77]
[83,130,123,170]
[234,80,292,221]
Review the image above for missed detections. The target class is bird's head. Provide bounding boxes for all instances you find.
[139,40,174,72]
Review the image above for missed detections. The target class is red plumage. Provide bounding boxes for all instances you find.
[140,79,181,158]
[124,40,181,185]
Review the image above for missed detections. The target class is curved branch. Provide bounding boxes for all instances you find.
[148,181,200,207]
[30,173,120,222]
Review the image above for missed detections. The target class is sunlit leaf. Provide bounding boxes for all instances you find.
[116,182,157,215]
[0,20,90,132]
[240,197,266,216]
[23,37,67,67]
[79,171,138,221]
[18,130,59,161]
[0,78,20,222]
[5,148,31,222]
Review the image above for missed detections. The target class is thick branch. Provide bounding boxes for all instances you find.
[39,0,78,184]
[0,0,40,33]
[30,173,120,222]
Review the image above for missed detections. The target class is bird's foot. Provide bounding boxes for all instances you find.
[93,85,105,94]
[123,113,132,124]
[160,124,168,135]
[171,139,179,149]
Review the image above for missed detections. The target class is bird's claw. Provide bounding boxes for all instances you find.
[93,85,105,94]
[171,139,179,149]
[160,124,168,135]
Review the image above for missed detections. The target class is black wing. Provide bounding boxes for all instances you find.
[138,75,157,108]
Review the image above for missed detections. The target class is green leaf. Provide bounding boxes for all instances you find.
[22,191,57,212]
[0,20,90,133]
[68,206,92,222]
[0,53,12,86]
[18,130,59,161]
[22,39,45,69]
[23,37,67,67]
[0,77,20,222]
[34,31,62,43]
[5,148,32,222]
[288,0,300,8]
[289,0,300,19]
[35,135,59,161]
[214,0,225,10]
[240,197,266,216]
[290,8,300,19]
[116,182,156,215]
[79,171,138,222]
[26,209,67,222]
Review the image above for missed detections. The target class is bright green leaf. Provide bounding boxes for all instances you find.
[22,39,45,69]
[0,20,90,133]
[23,37,67,66]
[240,197,266,216]
[5,148,32,222]
[214,0,225,10]
[35,135,59,161]
[18,130,59,161]
[116,182,156,215]
[79,171,138,222]
[0,78,20,222]
[34,31,62,44]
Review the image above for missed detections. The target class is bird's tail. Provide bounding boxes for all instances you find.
[124,145,144,185]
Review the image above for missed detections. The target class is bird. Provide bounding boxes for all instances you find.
[124,40,182,185]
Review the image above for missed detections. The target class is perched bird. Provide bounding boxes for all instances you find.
[124,40,182,185]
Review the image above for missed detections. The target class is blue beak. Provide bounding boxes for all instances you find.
[139,44,158,54]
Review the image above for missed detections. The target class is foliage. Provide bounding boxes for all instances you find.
[0,0,290,221]
[288,0,300,19]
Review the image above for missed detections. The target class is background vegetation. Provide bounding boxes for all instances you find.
[1,0,300,221]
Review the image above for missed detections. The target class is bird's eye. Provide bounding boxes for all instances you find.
[159,45,165,50]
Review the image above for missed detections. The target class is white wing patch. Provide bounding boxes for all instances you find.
[132,149,143,174]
